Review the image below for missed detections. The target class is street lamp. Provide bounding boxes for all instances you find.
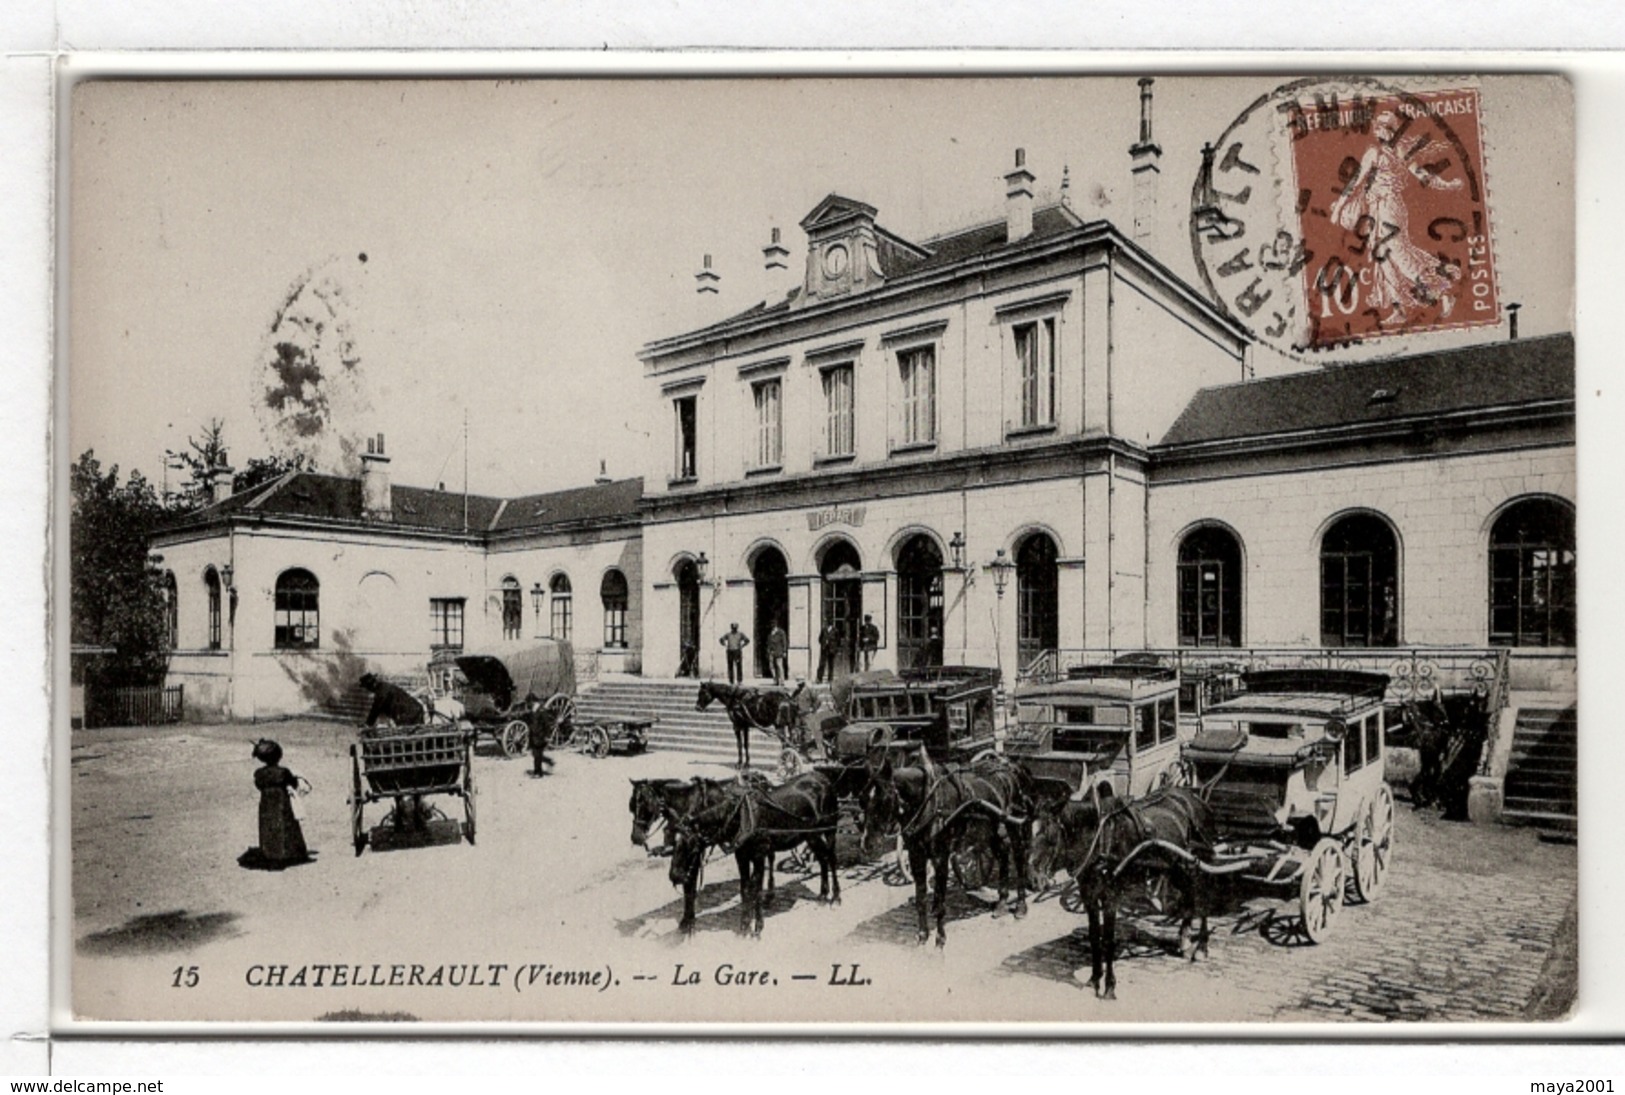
[948,531,966,571]
[531,582,544,628]
[695,551,709,585]
[987,548,1015,598]
[221,563,234,589]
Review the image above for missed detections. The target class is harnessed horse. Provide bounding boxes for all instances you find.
[668,770,842,937]
[866,752,1035,947]
[628,774,771,857]
[1029,785,1218,1000]
[695,680,808,769]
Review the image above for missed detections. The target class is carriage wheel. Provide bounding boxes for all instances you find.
[349,746,367,856]
[463,760,477,845]
[1299,838,1346,943]
[778,747,807,780]
[588,725,611,758]
[544,694,577,736]
[1352,784,1395,903]
[500,719,529,758]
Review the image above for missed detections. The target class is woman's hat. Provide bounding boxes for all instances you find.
[252,738,283,765]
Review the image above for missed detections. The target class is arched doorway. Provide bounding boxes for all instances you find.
[1016,532,1060,672]
[751,546,789,679]
[1320,513,1400,647]
[675,558,702,677]
[1489,497,1575,647]
[1177,526,1242,648]
[896,534,944,670]
[819,541,863,678]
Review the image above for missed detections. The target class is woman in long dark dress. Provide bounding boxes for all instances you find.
[248,739,310,869]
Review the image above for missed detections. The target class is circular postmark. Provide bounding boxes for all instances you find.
[1190,76,1499,358]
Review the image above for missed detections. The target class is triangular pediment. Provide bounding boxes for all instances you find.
[799,193,879,232]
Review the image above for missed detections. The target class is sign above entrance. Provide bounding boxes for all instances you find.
[807,504,867,531]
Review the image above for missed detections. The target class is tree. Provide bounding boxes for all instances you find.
[71,451,171,688]
[168,419,308,513]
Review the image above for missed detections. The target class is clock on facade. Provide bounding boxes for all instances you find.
[822,243,850,280]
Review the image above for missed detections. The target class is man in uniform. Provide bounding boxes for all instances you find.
[858,614,880,672]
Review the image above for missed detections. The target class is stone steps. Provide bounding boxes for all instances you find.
[1501,705,1577,831]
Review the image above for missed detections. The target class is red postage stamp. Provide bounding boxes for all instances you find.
[1286,87,1498,349]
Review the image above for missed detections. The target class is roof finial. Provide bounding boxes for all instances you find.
[1061,164,1072,208]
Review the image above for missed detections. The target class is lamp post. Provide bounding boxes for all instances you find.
[695,551,709,585]
[948,531,965,571]
[531,582,544,633]
[986,548,1015,680]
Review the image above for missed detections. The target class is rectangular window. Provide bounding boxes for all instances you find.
[207,580,222,651]
[1158,698,1178,745]
[753,378,782,468]
[822,364,854,457]
[673,395,697,480]
[604,603,627,648]
[1015,317,1056,428]
[1344,716,1367,773]
[897,346,936,446]
[1136,704,1157,753]
[430,598,465,650]
[550,593,573,642]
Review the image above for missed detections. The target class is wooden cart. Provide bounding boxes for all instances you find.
[349,729,476,855]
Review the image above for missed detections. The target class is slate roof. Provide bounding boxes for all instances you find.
[164,472,642,537]
[1158,333,1574,448]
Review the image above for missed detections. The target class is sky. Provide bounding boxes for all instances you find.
[67,74,1573,498]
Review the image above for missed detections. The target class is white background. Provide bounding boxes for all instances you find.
[5,0,1625,1081]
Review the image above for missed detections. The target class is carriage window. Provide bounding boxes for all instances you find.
[1365,713,1382,764]
[274,569,320,650]
[1136,705,1157,753]
[1158,698,1178,745]
[1246,722,1296,739]
[913,694,931,716]
[1344,717,1366,773]
[430,598,465,650]
[1095,706,1131,727]
[1062,706,1097,724]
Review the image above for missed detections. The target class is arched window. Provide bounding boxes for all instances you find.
[549,573,573,642]
[162,571,178,650]
[204,567,222,651]
[501,576,523,640]
[1320,514,1400,648]
[896,535,943,670]
[1490,498,1575,647]
[601,569,629,649]
[1177,526,1242,648]
[274,568,320,650]
[1016,532,1060,671]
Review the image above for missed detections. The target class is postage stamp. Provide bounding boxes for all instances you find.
[1192,77,1500,356]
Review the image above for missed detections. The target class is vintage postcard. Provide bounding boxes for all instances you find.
[63,72,1576,1027]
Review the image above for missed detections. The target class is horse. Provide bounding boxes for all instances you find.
[696,680,807,769]
[628,774,772,857]
[1028,785,1218,1000]
[668,769,842,937]
[864,752,1035,947]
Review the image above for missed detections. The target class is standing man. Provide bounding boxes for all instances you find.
[816,619,841,684]
[858,614,880,672]
[719,622,750,685]
[923,624,944,669]
[766,620,790,687]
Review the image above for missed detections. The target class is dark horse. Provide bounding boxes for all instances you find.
[865,753,1035,947]
[695,680,806,769]
[628,774,771,858]
[668,769,842,936]
[1029,786,1218,1000]
[1402,693,1489,819]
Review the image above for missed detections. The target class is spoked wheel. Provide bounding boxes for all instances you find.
[1299,838,1346,943]
[463,761,477,845]
[349,745,367,856]
[778,747,808,781]
[543,694,577,740]
[500,719,530,758]
[587,725,611,758]
[1352,784,1395,903]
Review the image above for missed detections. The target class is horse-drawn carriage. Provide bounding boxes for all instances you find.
[445,641,577,758]
[1180,669,1395,941]
[828,666,1002,767]
[349,728,475,855]
[1005,664,1185,801]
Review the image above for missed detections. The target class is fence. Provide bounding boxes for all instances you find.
[87,684,185,728]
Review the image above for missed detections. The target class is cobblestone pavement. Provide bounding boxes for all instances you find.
[71,721,1575,1024]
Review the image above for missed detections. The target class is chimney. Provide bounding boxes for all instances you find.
[1005,148,1035,243]
[1130,77,1163,247]
[695,253,720,296]
[205,453,234,506]
[1507,302,1521,340]
[762,226,792,304]
[1060,164,1072,210]
[595,458,612,485]
[361,432,392,521]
